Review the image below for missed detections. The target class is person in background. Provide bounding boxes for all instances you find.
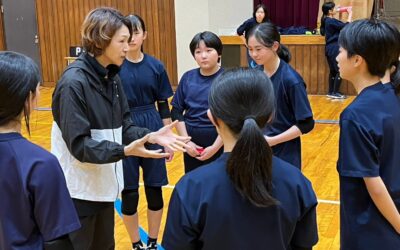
[320,1,352,99]
[0,51,80,250]
[237,3,270,68]
[171,31,224,173]
[162,68,318,250]
[246,22,315,169]
[119,14,174,250]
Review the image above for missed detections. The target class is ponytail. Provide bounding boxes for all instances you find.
[320,15,327,36]
[320,2,336,36]
[227,117,277,207]
[278,44,291,63]
[209,68,276,207]
[391,62,400,95]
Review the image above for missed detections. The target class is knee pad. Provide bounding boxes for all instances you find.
[144,186,163,211]
[121,189,139,215]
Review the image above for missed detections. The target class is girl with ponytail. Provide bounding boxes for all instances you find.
[321,1,352,99]
[246,22,315,169]
[162,68,318,250]
[336,19,400,249]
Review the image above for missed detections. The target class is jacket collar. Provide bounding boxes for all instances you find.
[66,53,120,103]
[84,53,120,79]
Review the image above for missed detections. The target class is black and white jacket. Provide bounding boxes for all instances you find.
[51,53,150,202]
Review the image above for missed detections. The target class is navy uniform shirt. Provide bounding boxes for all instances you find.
[119,54,173,108]
[264,60,313,168]
[324,17,346,56]
[162,153,318,250]
[0,133,80,249]
[337,83,400,249]
[171,68,223,128]
[237,17,258,36]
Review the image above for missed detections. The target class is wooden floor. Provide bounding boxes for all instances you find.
[25,87,355,250]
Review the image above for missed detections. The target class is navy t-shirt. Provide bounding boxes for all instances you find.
[119,54,173,108]
[324,17,346,55]
[237,17,258,36]
[0,133,80,249]
[337,83,400,249]
[264,60,313,168]
[162,153,318,250]
[171,68,223,128]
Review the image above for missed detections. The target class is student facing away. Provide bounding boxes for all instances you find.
[163,68,318,250]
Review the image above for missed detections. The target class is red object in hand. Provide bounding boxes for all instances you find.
[196,148,204,154]
[337,6,352,13]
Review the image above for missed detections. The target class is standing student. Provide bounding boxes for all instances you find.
[51,7,188,250]
[119,14,173,250]
[320,1,352,99]
[171,31,224,173]
[0,51,80,249]
[246,22,314,169]
[162,68,318,250]
[336,19,400,249]
[237,3,270,68]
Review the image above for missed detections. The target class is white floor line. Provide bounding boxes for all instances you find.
[139,182,176,189]
[139,182,341,205]
[317,199,340,205]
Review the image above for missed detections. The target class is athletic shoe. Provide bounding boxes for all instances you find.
[335,92,347,99]
[146,242,157,250]
[133,243,146,250]
[326,93,336,98]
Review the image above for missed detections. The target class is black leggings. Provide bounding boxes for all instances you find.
[326,50,342,94]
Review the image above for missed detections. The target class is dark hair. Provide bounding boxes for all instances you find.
[320,1,335,36]
[126,14,146,33]
[253,4,270,23]
[339,19,400,94]
[0,51,40,134]
[391,60,400,95]
[189,31,223,60]
[208,68,277,207]
[126,14,146,52]
[246,22,291,63]
[81,7,132,56]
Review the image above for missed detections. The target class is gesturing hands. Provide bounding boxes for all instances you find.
[147,120,190,152]
[124,120,190,159]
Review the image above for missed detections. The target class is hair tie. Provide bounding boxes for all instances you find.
[245,115,257,121]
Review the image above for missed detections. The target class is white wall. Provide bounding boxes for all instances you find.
[174,0,252,80]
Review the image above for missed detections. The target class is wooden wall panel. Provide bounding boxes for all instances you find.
[286,44,356,95]
[35,0,177,87]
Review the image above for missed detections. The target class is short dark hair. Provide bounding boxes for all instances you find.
[81,7,132,56]
[189,31,223,58]
[253,3,270,23]
[126,14,146,33]
[339,19,400,78]
[209,68,277,207]
[0,51,40,133]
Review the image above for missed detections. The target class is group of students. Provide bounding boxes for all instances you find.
[0,4,400,250]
